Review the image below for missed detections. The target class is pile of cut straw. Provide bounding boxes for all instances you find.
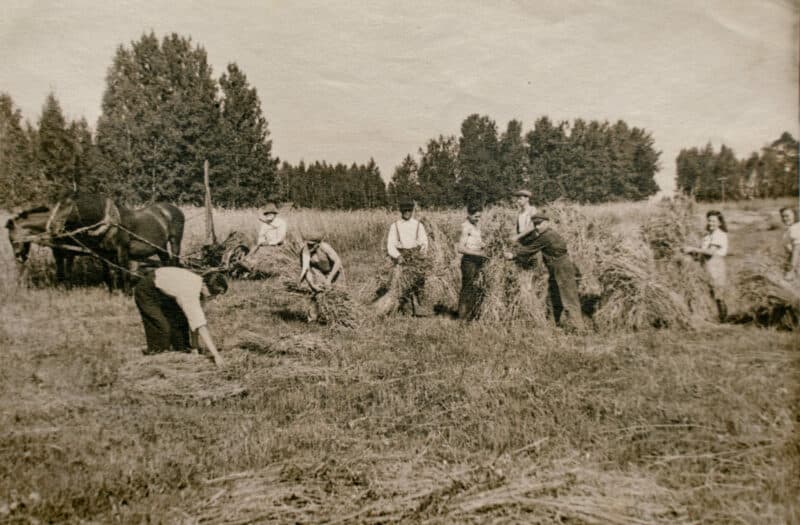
[734,255,800,330]
[119,351,247,404]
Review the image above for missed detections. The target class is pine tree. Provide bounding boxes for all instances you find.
[387,155,420,206]
[0,93,39,206]
[457,114,501,205]
[37,93,76,198]
[215,63,278,207]
[417,135,459,208]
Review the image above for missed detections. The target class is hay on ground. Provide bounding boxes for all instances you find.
[232,330,333,357]
[119,351,247,404]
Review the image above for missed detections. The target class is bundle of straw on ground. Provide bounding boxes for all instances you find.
[734,255,800,329]
[118,351,248,404]
[476,208,549,325]
[593,237,695,331]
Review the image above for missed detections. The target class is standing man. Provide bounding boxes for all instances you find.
[240,202,288,276]
[511,189,539,244]
[509,189,540,297]
[387,198,430,316]
[457,202,487,320]
[506,215,585,332]
[134,267,228,366]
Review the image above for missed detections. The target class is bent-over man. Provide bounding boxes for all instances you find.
[134,267,228,366]
[387,198,430,316]
[507,215,585,332]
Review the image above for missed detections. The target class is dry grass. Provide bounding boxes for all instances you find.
[1,201,798,523]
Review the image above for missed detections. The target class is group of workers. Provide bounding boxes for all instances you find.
[132,192,800,367]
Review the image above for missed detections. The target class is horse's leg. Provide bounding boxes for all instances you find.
[117,245,131,294]
[101,260,114,292]
[54,249,66,287]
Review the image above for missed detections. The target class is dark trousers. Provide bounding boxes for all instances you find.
[134,273,191,354]
[458,254,486,320]
[546,255,584,331]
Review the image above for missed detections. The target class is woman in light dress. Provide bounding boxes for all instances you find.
[684,210,729,322]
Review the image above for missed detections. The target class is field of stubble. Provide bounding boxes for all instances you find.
[0,199,798,524]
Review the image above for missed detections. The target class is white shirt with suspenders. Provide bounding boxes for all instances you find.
[387,219,429,259]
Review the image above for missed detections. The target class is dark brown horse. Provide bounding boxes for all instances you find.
[5,205,100,285]
[47,192,185,291]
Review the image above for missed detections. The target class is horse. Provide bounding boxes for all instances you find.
[5,205,102,286]
[47,192,185,291]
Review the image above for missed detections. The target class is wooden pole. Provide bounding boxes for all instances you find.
[204,159,216,244]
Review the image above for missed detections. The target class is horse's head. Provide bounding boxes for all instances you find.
[49,191,112,235]
[5,207,50,263]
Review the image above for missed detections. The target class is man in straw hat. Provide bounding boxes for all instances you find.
[386,198,431,316]
[133,267,228,366]
[299,228,344,322]
[505,215,585,332]
[239,201,288,276]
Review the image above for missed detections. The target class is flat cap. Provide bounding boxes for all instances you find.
[531,215,550,224]
[513,189,532,197]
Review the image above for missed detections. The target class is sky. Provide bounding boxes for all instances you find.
[1,0,797,194]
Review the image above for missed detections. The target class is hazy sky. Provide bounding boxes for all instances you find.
[1,0,797,193]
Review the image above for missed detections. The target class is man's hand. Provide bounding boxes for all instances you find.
[503,251,514,261]
[785,271,795,281]
[392,255,404,266]
[213,353,225,368]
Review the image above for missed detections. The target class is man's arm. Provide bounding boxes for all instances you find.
[787,244,800,280]
[387,223,401,260]
[196,325,224,367]
[321,242,343,284]
[273,219,288,245]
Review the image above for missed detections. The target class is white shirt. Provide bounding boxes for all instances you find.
[701,229,728,257]
[257,216,287,246]
[784,222,800,253]
[517,206,538,234]
[154,267,207,331]
[387,218,428,259]
[458,220,484,253]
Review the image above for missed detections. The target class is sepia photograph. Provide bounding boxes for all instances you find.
[1,0,798,522]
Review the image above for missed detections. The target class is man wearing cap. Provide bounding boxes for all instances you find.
[506,215,585,332]
[256,202,287,248]
[510,189,539,244]
[134,267,228,366]
[240,202,287,276]
[387,198,430,316]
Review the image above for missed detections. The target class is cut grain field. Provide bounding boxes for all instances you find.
[1,199,798,523]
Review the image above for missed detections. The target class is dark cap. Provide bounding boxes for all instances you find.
[398,198,415,212]
[513,189,532,198]
[531,215,549,225]
[262,202,279,215]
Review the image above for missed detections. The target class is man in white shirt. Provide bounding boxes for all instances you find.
[386,198,430,316]
[240,202,288,276]
[457,202,487,320]
[510,189,539,244]
[134,267,227,366]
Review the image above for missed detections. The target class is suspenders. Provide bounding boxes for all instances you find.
[394,220,421,249]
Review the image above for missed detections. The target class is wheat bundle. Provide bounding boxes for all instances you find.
[734,256,800,329]
[475,209,549,324]
[282,276,361,328]
[119,351,247,404]
[640,196,698,260]
[593,238,694,331]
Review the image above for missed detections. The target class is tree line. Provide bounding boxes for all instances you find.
[386,115,661,207]
[675,132,798,201]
